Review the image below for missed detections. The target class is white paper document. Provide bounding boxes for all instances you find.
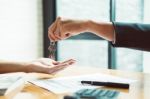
[29,73,136,94]
[0,73,25,96]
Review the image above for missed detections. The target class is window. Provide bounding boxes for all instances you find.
[115,0,150,72]
[56,0,110,68]
[143,0,150,73]
[115,0,144,72]
[44,0,150,72]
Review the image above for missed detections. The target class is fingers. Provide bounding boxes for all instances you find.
[49,32,62,42]
[55,17,62,38]
[46,59,76,74]
[54,17,63,41]
[51,67,66,74]
[48,17,62,42]
[47,63,69,74]
[53,59,76,66]
[49,31,57,42]
[48,22,56,41]
[37,58,75,67]
[61,59,76,65]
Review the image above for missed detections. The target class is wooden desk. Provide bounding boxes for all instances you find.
[1,66,150,99]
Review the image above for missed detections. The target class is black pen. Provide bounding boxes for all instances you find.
[81,81,129,89]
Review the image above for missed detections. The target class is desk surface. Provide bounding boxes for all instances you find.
[1,66,150,99]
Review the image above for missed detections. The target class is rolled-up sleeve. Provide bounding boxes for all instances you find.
[111,22,150,51]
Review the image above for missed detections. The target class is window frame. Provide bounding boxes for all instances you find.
[42,0,58,60]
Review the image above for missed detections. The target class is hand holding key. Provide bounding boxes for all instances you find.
[48,17,88,42]
[48,17,61,59]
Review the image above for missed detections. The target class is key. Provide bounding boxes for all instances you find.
[48,21,60,60]
[48,42,56,60]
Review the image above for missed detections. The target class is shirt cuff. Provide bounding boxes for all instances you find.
[112,22,116,44]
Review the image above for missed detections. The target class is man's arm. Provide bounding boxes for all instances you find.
[111,22,150,51]
[89,21,150,51]
[87,20,115,41]
[48,18,115,42]
[48,17,150,51]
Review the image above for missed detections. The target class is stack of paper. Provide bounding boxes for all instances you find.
[30,73,136,94]
[0,73,25,96]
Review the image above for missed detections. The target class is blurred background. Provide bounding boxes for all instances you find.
[0,0,150,73]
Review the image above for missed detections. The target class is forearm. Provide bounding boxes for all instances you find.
[85,20,115,41]
[0,61,26,73]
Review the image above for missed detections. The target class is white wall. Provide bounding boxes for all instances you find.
[0,0,43,61]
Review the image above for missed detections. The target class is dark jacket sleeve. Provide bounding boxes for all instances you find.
[111,22,150,51]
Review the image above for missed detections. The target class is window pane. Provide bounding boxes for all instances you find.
[57,0,110,21]
[143,0,150,73]
[57,0,110,68]
[116,0,143,22]
[58,40,108,68]
[116,48,143,71]
[115,0,143,71]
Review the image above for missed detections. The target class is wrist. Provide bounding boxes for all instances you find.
[82,20,93,32]
[19,62,30,73]
[84,20,114,41]
[84,20,99,35]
